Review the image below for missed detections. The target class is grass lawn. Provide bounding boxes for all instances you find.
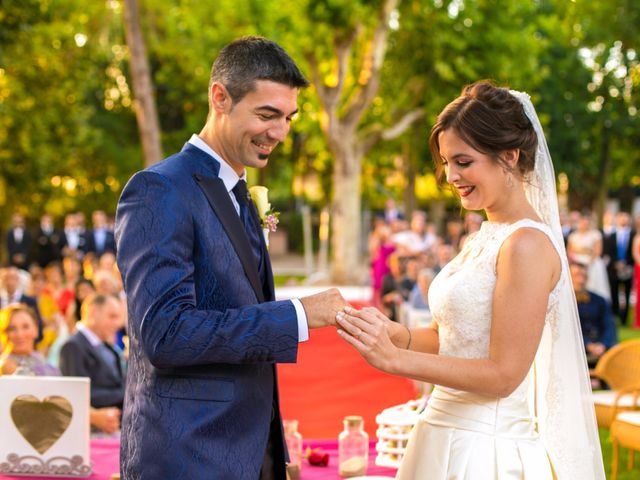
[598,320,640,479]
[600,426,639,480]
[618,323,640,343]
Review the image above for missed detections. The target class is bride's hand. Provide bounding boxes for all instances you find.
[336,306,400,373]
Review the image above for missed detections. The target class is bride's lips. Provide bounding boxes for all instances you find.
[457,186,475,197]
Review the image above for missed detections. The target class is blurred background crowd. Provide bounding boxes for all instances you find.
[368,201,640,374]
[0,209,125,436]
[0,201,639,438]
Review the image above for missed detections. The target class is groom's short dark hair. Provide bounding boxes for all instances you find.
[209,36,309,104]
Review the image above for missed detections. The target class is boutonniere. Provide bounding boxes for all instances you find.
[249,186,279,246]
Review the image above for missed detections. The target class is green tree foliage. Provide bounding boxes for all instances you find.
[1,0,638,235]
[533,0,639,217]
[0,0,140,222]
[371,0,546,214]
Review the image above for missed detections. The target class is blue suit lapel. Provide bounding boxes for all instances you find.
[193,173,265,303]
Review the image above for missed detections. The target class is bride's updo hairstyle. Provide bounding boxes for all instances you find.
[430,81,537,184]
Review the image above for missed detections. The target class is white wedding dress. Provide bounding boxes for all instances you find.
[396,219,562,479]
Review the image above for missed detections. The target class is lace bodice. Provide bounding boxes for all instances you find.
[429,219,565,362]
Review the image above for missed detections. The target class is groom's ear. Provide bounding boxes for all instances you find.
[210,82,231,114]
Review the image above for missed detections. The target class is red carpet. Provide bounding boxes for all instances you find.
[278,323,417,439]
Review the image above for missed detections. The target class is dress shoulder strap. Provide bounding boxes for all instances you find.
[491,219,566,285]
[505,218,565,261]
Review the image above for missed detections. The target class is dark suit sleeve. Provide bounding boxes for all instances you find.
[59,339,124,408]
[59,339,89,377]
[115,171,298,370]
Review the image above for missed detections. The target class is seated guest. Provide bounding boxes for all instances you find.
[409,268,436,311]
[433,243,454,274]
[62,256,84,292]
[570,262,618,369]
[66,278,96,326]
[93,269,121,296]
[0,304,58,376]
[0,266,43,341]
[59,294,125,410]
[97,251,118,274]
[459,212,484,250]
[391,211,437,256]
[381,254,416,322]
[43,261,75,316]
[443,217,464,253]
[48,278,96,368]
[0,304,121,434]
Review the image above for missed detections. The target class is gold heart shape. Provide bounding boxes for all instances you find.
[10,395,73,454]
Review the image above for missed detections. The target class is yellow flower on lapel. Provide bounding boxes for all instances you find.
[249,185,279,232]
[249,186,270,218]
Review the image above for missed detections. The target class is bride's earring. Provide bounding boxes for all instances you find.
[506,172,514,189]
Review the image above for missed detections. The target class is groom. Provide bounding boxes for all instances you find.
[115,37,346,479]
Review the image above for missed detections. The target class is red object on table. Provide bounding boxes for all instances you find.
[301,440,396,479]
[0,439,120,480]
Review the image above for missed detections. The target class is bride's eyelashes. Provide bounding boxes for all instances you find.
[441,159,473,168]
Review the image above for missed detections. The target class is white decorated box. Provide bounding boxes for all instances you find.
[0,376,91,477]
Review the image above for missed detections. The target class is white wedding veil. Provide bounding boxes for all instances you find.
[509,90,605,479]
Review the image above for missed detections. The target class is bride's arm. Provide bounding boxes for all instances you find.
[338,228,560,398]
[381,313,439,354]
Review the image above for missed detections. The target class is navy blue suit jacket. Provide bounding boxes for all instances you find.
[115,144,298,479]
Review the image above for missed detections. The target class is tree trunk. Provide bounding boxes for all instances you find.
[305,0,420,284]
[331,145,363,284]
[123,0,163,167]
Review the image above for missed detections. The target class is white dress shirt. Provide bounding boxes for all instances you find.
[13,227,24,244]
[188,134,309,342]
[66,228,80,250]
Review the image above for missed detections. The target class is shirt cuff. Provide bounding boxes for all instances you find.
[291,299,309,343]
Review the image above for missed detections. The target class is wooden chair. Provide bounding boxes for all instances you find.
[611,407,640,480]
[591,339,640,427]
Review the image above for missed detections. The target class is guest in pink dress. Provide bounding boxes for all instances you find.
[369,218,395,307]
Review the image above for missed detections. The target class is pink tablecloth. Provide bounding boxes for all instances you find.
[0,439,397,480]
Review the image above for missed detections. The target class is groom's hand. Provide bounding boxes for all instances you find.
[300,288,349,329]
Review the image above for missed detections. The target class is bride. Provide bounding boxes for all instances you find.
[336,81,604,479]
